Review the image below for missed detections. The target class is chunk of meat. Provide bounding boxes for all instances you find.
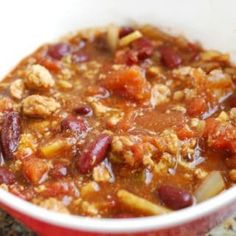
[158,129,180,155]
[102,66,150,102]
[39,198,69,213]
[0,97,13,113]
[9,79,25,99]
[150,84,171,107]
[110,135,157,167]
[22,95,60,117]
[92,163,112,182]
[22,157,48,185]
[25,64,55,90]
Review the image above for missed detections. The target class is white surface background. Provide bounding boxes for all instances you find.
[0,0,236,76]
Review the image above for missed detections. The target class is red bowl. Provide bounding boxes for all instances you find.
[1,187,236,236]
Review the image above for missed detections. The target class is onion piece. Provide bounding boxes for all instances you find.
[107,24,119,52]
[119,31,142,47]
[117,189,171,215]
[194,171,225,203]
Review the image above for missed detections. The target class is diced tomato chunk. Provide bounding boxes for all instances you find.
[187,97,207,116]
[22,157,48,185]
[177,127,195,140]
[131,144,144,164]
[38,58,61,73]
[204,118,220,137]
[102,66,150,102]
[204,118,236,153]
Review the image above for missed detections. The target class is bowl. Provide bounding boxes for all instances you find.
[1,0,236,235]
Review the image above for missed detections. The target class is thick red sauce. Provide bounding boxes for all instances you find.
[0,25,235,217]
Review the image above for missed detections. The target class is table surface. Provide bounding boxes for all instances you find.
[1,210,236,236]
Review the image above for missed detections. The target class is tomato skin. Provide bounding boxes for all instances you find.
[204,118,236,153]
[187,97,207,116]
[177,127,195,140]
[38,58,61,73]
[22,157,48,185]
[102,66,150,102]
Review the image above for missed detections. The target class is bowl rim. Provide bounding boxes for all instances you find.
[0,186,236,233]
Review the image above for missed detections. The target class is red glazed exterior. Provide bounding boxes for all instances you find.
[1,187,236,236]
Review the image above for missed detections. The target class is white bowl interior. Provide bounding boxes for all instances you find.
[0,0,236,233]
[1,0,236,77]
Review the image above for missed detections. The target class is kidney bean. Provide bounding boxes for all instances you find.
[73,105,92,116]
[0,111,21,160]
[160,46,182,68]
[119,27,134,38]
[228,94,236,108]
[47,43,71,60]
[77,134,112,174]
[132,37,154,60]
[157,185,193,210]
[0,167,15,184]
[61,115,87,133]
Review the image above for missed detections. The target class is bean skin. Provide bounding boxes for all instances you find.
[0,111,21,160]
[61,115,87,133]
[157,184,193,210]
[160,46,182,68]
[77,134,112,174]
